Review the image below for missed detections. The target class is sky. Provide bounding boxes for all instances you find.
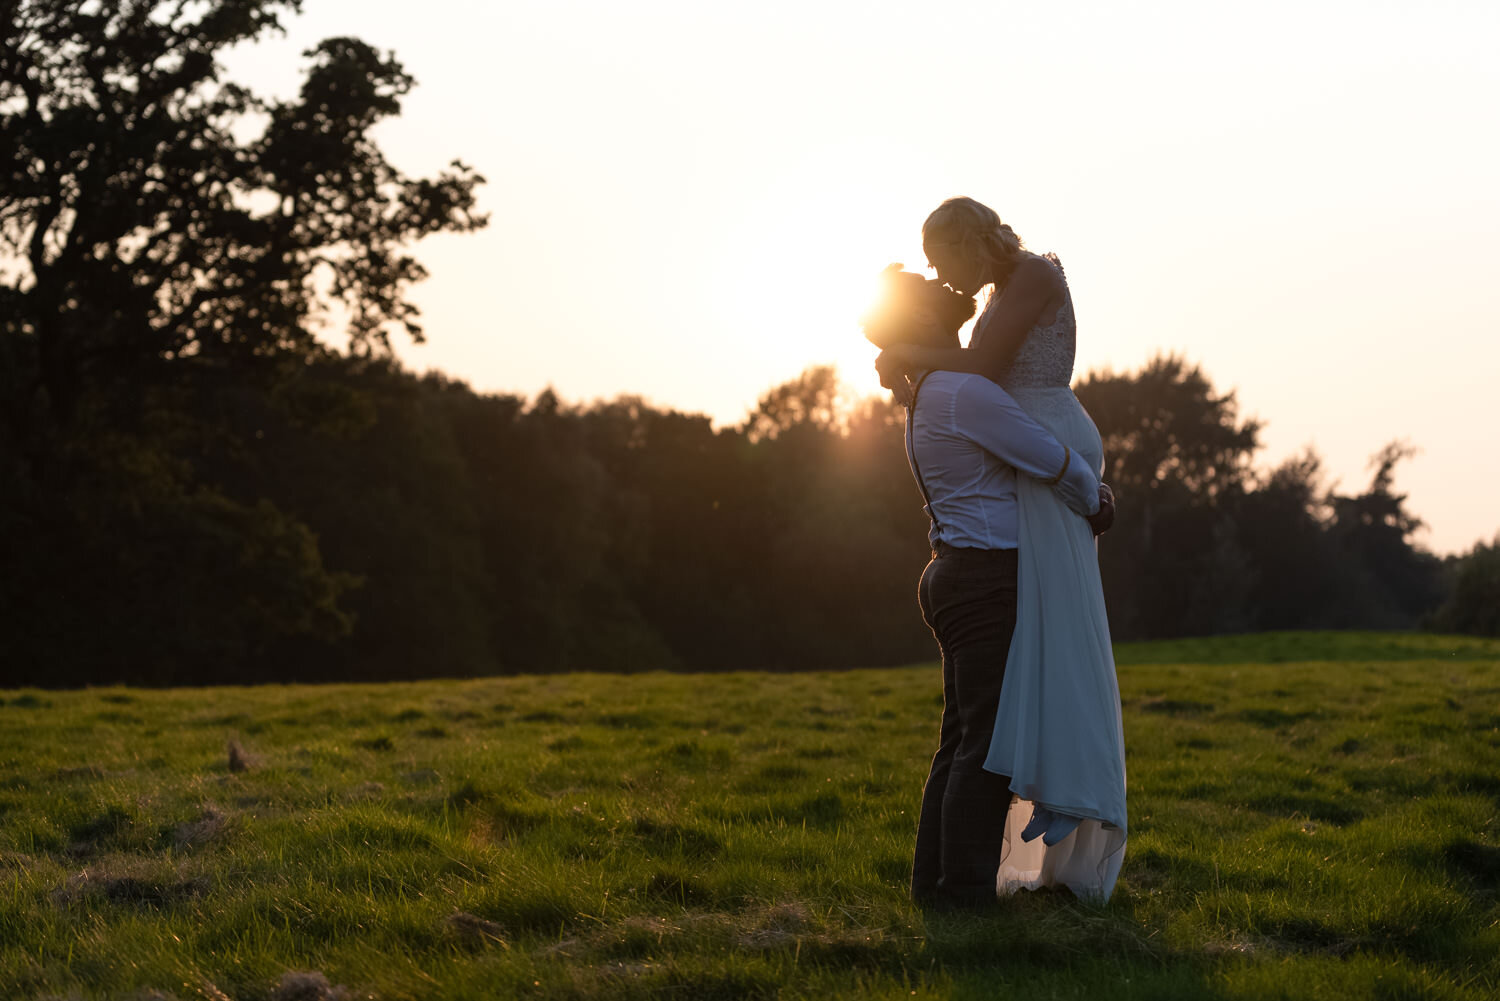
[222,0,1500,555]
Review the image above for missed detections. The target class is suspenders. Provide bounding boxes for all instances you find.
[907,373,1075,551]
[904,371,942,544]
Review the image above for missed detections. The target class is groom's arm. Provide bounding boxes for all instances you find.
[953,379,1101,517]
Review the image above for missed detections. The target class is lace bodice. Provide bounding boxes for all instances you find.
[972,252,1076,391]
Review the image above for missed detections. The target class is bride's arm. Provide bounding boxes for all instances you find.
[875,256,1061,385]
[953,377,1101,516]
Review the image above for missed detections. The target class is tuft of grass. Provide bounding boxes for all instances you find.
[446,910,509,949]
[268,971,352,1001]
[226,739,254,773]
[172,806,231,849]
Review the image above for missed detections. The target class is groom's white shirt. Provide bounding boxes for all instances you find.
[906,370,1100,551]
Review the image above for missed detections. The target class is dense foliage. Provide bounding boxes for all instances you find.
[1431,536,1500,637]
[1075,359,1453,639]
[2,342,1483,685]
[0,0,483,682]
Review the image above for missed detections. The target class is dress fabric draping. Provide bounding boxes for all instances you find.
[975,255,1128,901]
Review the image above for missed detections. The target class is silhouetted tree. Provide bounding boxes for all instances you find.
[744,384,933,668]
[1075,354,1262,637]
[744,364,846,442]
[1431,536,1500,637]
[576,397,763,669]
[1072,358,1460,638]
[2,1,484,423]
[1324,442,1444,627]
[0,0,485,682]
[470,389,676,673]
[1,349,1481,686]
[1075,354,1261,502]
[1229,449,1342,630]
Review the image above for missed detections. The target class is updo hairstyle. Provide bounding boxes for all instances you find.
[861,264,977,350]
[921,196,1025,286]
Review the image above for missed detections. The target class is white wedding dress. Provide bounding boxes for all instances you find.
[974,254,1127,902]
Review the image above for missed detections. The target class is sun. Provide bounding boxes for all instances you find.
[710,147,954,404]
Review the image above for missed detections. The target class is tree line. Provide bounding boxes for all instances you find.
[2,0,1493,687]
[2,346,1495,687]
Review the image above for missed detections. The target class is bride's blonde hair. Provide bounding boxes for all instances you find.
[921,197,1025,289]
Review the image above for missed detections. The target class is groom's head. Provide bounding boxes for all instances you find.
[862,265,976,351]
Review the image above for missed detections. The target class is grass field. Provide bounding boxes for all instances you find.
[2,631,1498,1000]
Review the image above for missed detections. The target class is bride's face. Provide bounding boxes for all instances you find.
[925,241,982,296]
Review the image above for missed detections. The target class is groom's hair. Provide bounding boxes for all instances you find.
[861,264,976,350]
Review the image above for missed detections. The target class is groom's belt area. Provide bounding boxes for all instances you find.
[933,543,1020,564]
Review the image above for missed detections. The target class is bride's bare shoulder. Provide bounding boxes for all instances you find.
[1011,252,1066,293]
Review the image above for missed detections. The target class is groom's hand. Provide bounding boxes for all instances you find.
[1086,483,1115,536]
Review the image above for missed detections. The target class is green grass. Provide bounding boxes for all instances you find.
[1,631,1497,1000]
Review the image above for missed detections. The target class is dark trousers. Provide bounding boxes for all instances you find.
[910,545,1019,905]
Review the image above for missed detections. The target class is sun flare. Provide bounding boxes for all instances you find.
[712,148,955,403]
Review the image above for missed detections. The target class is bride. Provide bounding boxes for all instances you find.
[876,196,1127,901]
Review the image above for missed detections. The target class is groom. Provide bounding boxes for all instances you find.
[866,271,1112,909]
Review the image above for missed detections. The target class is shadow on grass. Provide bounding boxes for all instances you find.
[68,804,136,852]
[641,867,717,908]
[653,970,782,1001]
[1444,839,1500,892]
[1243,792,1363,825]
[925,892,1229,1000]
[1234,707,1321,729]
[1139,698,1215,716]
[1127,847,1288,893]
[946,961,1225,1001]
[631,817,723,860]
[759,792,846,828]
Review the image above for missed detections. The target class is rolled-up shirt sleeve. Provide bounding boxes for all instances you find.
[954,380,1101,516]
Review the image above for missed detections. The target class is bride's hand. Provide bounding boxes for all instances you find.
[1087,483,1116,536]
[875,344,915,382]
[874,349,913,405]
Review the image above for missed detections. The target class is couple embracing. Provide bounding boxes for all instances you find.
[863,197,1128,907]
